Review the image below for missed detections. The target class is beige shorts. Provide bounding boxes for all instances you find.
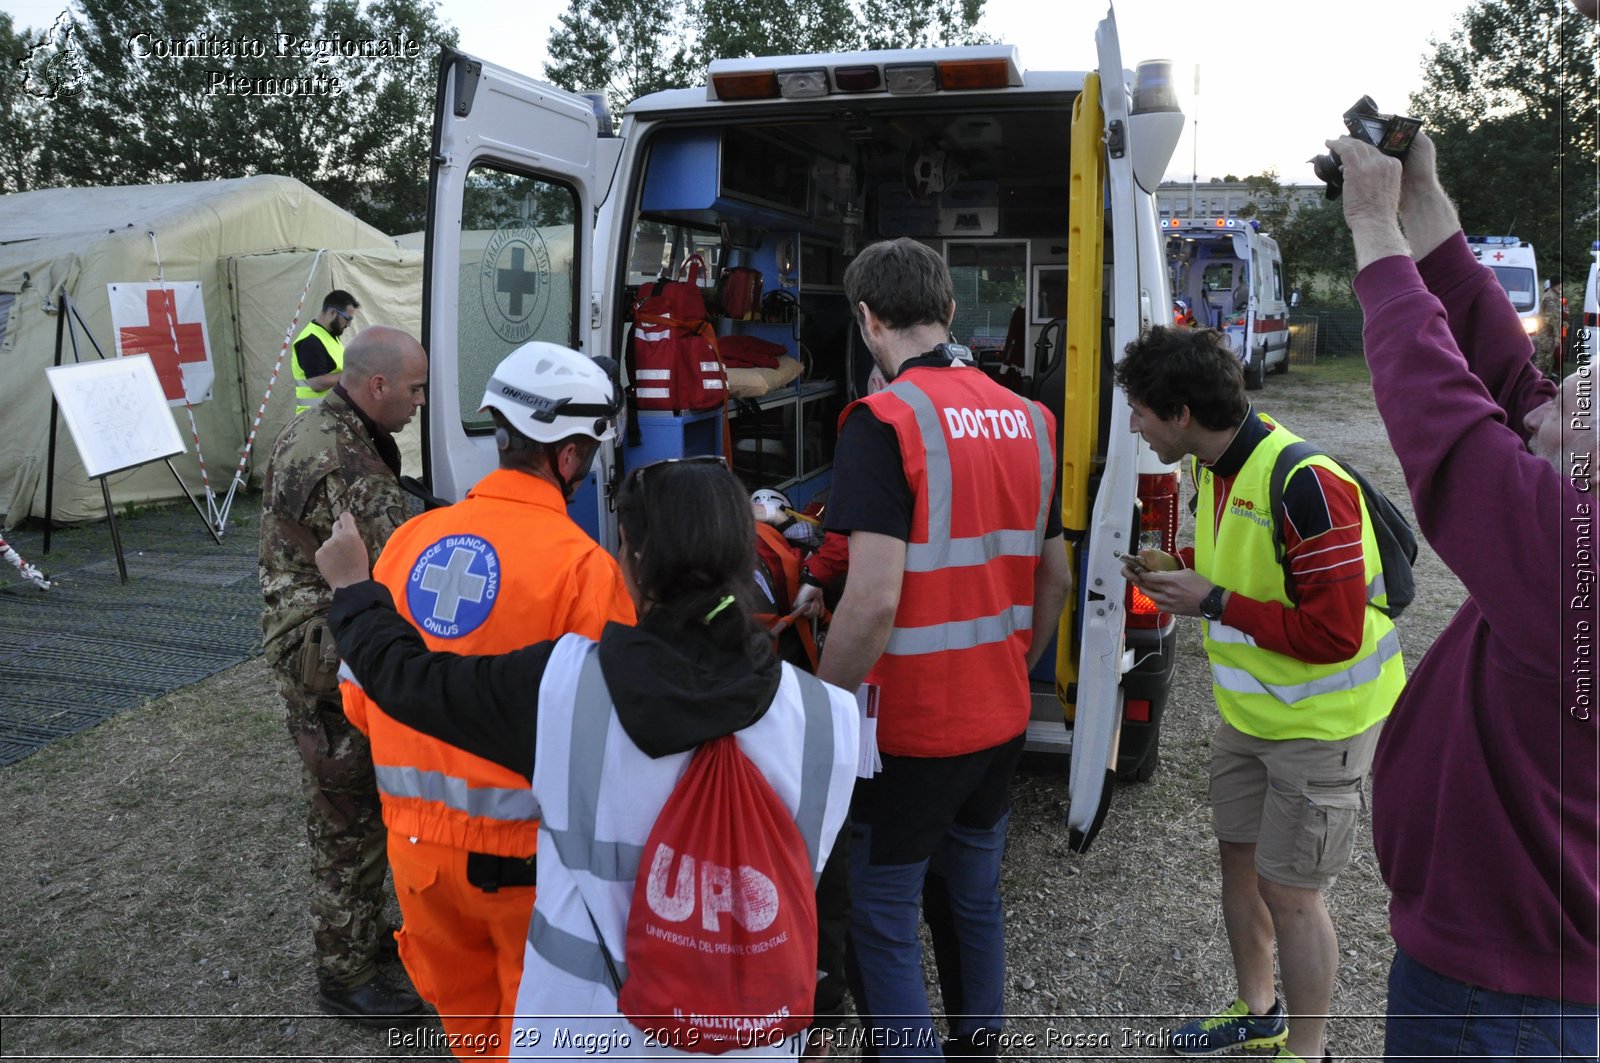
[1208,718,1383,890]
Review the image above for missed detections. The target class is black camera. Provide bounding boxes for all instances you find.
[1310,96,1423,199]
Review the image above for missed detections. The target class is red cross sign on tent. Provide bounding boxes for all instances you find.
[108,282,216,407]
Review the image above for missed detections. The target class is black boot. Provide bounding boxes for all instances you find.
[315,977,422,1026]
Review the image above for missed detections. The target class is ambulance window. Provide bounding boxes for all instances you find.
[628,221,674,280]
[1203,263,1234,291]
[1489,266,1537,312]
[1271,262,1285,303]
[454,165,580,433]
[946,241,1029,351]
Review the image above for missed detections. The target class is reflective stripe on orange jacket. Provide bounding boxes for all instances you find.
[342,468,635,855]
[841,365,1056,756]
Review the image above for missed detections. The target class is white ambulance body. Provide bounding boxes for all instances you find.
[1468,235,1542,337]
[1163,218,1289,390]
[421,8,1185,847]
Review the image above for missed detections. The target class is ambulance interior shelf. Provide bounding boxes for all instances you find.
[639,126,849,240]
[729,380,841,506]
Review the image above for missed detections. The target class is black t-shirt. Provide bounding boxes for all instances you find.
[825,355,1063,542]
[295,332,338,379]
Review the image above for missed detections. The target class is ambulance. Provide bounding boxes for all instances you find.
[1163,217,1289,390]
[420,8,1186,848]
[1468,235,1542,337]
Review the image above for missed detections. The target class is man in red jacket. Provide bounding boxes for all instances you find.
[1334,130,1597,1058]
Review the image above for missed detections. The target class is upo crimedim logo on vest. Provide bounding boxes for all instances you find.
[1228,496,1272,529]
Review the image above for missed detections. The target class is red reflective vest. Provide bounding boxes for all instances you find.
[842,363,1056,756]
[341,468,636,855]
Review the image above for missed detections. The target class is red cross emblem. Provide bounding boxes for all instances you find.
[118,289,207,401]
[1492,251,1505,261]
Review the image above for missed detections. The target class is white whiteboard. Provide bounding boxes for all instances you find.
[46,356,186,478]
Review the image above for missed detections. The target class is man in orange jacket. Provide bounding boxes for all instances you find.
[341,342,634,1056]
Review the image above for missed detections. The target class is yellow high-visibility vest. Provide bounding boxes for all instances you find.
[292,321,344,414]
[1192,416,1404,740]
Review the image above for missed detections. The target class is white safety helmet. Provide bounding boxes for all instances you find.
[751,487,792,525]
[479,342,620,444]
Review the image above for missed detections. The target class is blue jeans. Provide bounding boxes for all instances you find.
[847,816,1009,1059]
[845,736,1023,1060]
[1385,948,1599,1061]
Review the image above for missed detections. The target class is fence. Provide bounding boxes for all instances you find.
[1291,308,1366,357]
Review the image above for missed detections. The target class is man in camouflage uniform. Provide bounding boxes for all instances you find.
[260,325,428,1022]
[1533,273,1566,378]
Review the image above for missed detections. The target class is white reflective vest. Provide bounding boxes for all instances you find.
[508,634,859,1059]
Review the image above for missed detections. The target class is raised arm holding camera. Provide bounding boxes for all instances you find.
[1332,130,1598,1059]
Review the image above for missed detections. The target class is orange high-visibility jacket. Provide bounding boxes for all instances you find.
[841,364,1056,757]
[342,468,635,855]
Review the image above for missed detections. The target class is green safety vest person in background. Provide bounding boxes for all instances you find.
[294,290,360,413]
[1114,325,1403,1063]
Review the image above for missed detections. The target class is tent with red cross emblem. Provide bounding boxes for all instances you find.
[0,176,423,523]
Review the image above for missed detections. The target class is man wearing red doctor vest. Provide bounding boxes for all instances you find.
[819,238,1072,1060]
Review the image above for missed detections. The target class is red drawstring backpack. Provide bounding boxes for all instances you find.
[606,734,818,1054]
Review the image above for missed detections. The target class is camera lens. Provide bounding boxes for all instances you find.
[1309,152,1345,199]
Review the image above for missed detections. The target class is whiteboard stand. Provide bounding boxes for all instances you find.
[46,349,217,584]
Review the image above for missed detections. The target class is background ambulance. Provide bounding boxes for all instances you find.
[1468,234,1542,338]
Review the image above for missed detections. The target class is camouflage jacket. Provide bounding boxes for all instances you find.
[259,389,407,670]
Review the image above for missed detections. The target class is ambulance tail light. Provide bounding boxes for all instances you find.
[711,70,781,100]
[1127,471,1181,630]
[936,57,1012,90]
[831,65,884,93]
[1124,697,1152,723]
[884,64,938,94]
[777,69,831,98]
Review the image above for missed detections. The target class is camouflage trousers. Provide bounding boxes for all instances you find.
[1533,335,1559,378]
[275,668,388,990]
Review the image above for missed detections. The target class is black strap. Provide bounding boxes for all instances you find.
[1268,441,1325,568]
[465,851,536,892]
[583,905,624,993]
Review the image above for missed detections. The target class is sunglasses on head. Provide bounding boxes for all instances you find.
[623,454,727,494]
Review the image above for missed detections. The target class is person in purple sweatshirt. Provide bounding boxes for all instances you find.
[1331,129,1598,1060]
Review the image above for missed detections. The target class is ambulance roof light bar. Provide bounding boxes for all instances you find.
[709,45,1022,101]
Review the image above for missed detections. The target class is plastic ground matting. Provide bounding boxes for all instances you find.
[0,497,265,766]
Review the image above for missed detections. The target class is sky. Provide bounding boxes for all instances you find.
[5,0,1477,184]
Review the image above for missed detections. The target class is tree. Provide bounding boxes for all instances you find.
[0,13,50,193]
[545,0,989,118]
[544,0,698,123]
[18,0,456,234]
[1409,0,1597,283]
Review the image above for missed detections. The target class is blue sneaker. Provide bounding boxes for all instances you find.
[1169,997,1288,1055]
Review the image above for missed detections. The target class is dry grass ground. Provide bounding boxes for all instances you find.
[0,353,1468,1060]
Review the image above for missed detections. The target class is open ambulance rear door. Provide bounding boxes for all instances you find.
[1064,9,1148,851]
[422,52,615,543]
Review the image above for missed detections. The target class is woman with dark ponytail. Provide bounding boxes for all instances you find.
[317,458,859,1060]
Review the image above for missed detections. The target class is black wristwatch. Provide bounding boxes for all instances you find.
[1199,585,1226,622]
